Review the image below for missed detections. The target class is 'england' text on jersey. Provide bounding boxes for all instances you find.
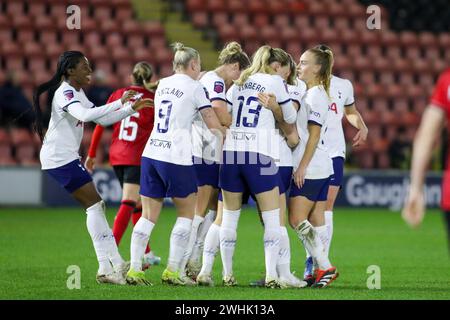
[157,87,184,98]
[237,81,266,93]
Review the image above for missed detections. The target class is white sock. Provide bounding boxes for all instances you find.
[316,224,330,257]
[220,209,240,278]
[168,217,192,273]
[277,226,291,279]
[199,223,220,276]
[324,210,333,256]
[261,209,281,279]
[190,210,216,264]
[86,201,114,275]
[130,217,154,272]
[295,220,331,270]
[180,214,204,272]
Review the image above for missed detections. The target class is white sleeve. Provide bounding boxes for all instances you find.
[344,80,355,106]
[274,78,296,124]
[93,103,135,126]
[194,84,212,111]
[308,92,328,126]
[65,99,123,122]
[205,78,226,102]
[226,85,234,113]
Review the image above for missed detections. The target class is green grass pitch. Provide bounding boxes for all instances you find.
[0,207,449,300]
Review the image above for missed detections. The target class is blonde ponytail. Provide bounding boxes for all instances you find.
[235,46,291,86]
[218,41,250,70]
[171,42,199,71]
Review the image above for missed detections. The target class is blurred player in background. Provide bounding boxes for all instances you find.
[289,47,338,288]
[218,45,297,288]
[303,45,369,283]
[403,68,450,247]
[125,43,225,286]
[183,41,250,280]
[85,62,161,269]
[33,51,152,284]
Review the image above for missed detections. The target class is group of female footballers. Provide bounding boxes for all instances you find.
[32,40,368,289]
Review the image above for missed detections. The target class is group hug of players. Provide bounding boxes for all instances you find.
[33,40,368,289]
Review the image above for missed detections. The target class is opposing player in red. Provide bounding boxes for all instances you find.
[85,62,160,267]
[403,67,450,247]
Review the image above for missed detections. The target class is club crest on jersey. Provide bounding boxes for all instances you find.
[63,90,74,101]
[214,81,224,94]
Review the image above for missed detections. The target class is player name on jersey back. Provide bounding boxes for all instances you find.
[142,73,211,166]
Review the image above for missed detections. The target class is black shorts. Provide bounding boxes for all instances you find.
[113,165,141,187]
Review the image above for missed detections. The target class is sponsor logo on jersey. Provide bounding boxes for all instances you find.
[149,138,172,149]
[310,110,321,118]
[63,89,74,100]
[214,81,224,94]
[231,131,257,141]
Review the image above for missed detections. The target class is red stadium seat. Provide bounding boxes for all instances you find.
[274,14,291,28]
[93,6,113,20]
[192,12,209,29]
[211,12,229,28]
[186,0,206,12]
[281,26,299,44]
[248,0,267,15]
[240,25,258,42]
[400,31,418,47]
[45,43,65,60]
[126,34,146,50]
[313,15,330,30]
[232,13,249,28]
[253,13,269,29]
[207,0,227,14]
[6,1,25,16]
[115,6,133,22]
[293,14,311,30]
[105,33,124,48]
[217,24,239,43]
[16,144,39,166]
[142,21,165,37]
[60,31,81,47]
[100,20,120,33]
[122,20,143,35]
[228,0,246,14]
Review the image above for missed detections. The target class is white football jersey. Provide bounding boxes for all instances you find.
[40,81,97,169]
[192,71,227,162]
[224,73,295,160]
[142,73,212,166]
[276,80,307,167]
[324,75,355,159]
[293,85,333,179]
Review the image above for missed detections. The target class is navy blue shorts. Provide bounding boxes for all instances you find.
[329,157,344,187]
[289,177,331,202]
[236,166,292,204]
[278,166,293,195]
[219,151,279,195]
[45,159,93,193]
[140,157,197,198]
[193,156,220,189]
